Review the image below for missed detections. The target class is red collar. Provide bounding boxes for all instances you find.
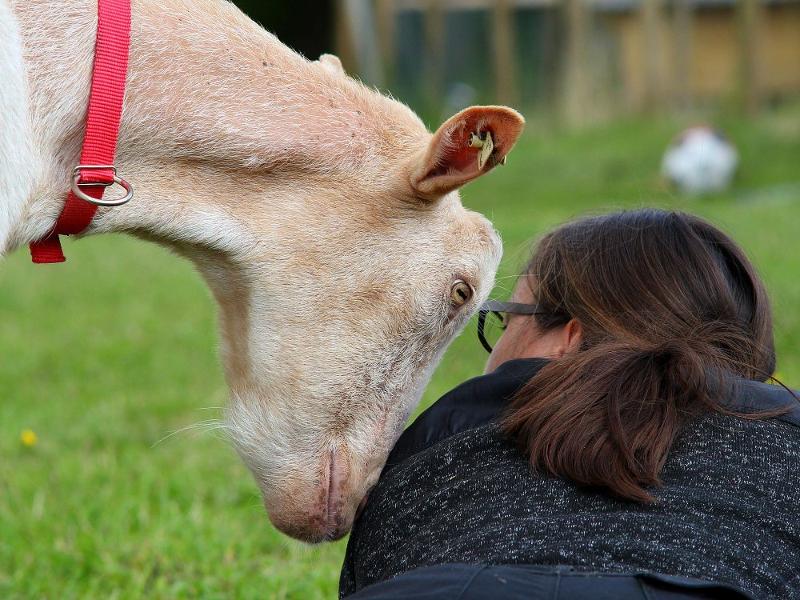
[29,0,132,264]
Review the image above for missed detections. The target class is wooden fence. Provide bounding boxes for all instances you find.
[335,0,800,123]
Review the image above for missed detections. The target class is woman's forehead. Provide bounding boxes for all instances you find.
[511,277,536,302]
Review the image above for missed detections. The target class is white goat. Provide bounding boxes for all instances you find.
[1,0,524,541]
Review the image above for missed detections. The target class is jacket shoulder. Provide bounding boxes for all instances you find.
[729,378,800,427]
[385,358,548,470]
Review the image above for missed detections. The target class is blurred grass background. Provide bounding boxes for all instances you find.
[1,110,799,598]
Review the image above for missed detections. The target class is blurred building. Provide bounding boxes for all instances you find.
[605,0,800,109]
[336,0,800,121]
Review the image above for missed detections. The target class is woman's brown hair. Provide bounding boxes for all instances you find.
[503,209,777,503]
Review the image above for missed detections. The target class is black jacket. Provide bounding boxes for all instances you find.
[384,358,549,473]
[341,359,800,598]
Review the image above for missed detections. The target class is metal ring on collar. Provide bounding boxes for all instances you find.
[71,165,133,207]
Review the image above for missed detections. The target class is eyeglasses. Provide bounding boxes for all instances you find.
[477,300,544,353]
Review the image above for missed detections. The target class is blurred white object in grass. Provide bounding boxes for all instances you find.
[662,126,739,195]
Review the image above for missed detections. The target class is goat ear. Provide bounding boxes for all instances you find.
[410,106,525,199]
[318,53,345,75]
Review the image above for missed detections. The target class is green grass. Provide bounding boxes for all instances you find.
[2,112,799,598]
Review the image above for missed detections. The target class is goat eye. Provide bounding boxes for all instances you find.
[450,280,473,307]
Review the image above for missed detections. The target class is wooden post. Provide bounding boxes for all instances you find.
[672,0,693,109]
[738,0,763,115]
[375,0,396,90]
[492,0,519,106]
[334,0,358,75]
[423,0,445,114]
[640,0,665,112]
[562,0,590,126]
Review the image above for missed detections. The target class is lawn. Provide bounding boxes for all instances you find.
[1,111,799,598]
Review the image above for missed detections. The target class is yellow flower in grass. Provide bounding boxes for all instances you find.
[20,429,38,448]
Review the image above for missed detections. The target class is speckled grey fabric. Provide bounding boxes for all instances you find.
[341,416,800,598]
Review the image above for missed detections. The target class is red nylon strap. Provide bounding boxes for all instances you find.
[29,0,131,263]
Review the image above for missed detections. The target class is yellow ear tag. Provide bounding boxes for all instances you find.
[479,131,494,170]
[468,132,496,170]
[468,133,484,148]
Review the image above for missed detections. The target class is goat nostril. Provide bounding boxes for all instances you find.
[324,448,350,527]
[326,450,337,523]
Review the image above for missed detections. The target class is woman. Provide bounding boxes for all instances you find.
[340,209,800,599]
